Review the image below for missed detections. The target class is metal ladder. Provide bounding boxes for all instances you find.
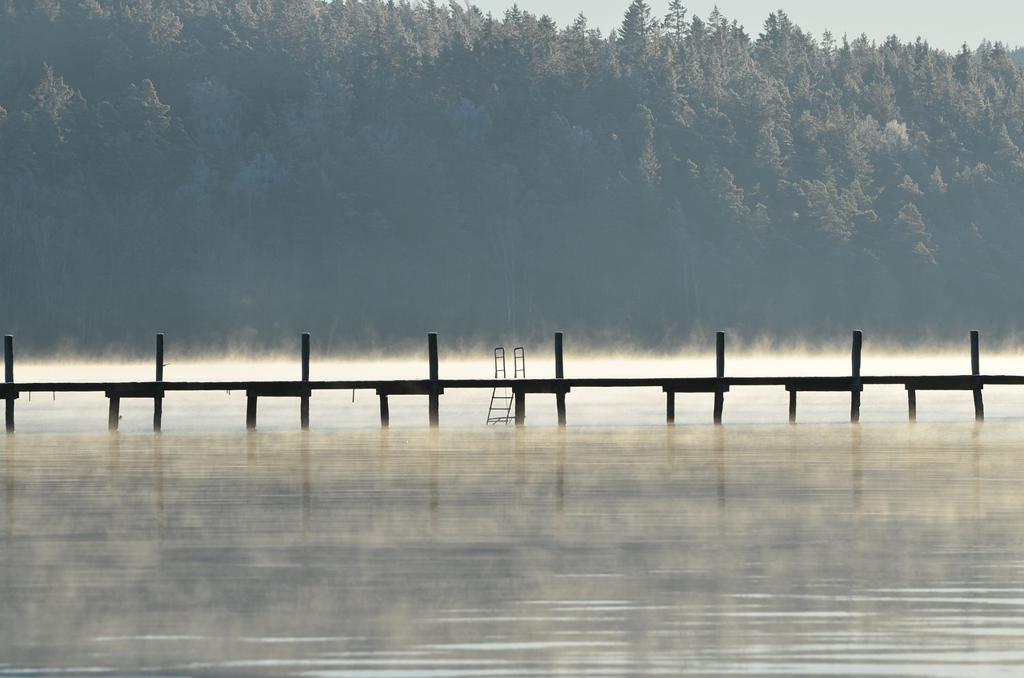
[486,346,526,425]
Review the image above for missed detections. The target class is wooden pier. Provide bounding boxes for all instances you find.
[0,330,1011,432]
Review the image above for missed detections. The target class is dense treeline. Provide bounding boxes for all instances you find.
[3,0,1024,351]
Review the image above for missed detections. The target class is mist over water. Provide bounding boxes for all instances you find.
[4,425,1024,676]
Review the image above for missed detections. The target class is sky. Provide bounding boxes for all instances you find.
[468,1,1024,52]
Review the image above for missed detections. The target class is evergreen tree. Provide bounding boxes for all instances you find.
[664,0,687,43]
[619,0,656,69]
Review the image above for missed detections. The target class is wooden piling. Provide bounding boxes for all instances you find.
[300,332,310,430]
[246,395,257,430]
[4,335,13,433]
[666,391,675,424]
[514,389,526,426]
[108,397,120,432]
[713,331,725,424]
[908,389,917,422]
[379,394,390,428]
[851,330,863,423]
[971,330,984,422]
[428,333,439,427]
[154,333,164,432]
[789,390,797,424]
[554,332,566,426]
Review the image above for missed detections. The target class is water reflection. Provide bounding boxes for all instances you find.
[715,427,726,509]
[107,430,120,473]
[555,432,565,515]
[852,425,863,509]
[2,426,1024,676]
[301,442,311,533]
[430,439,439,534]
[3,436,13,537]
[154,434,164,535]
[973,423,987,520]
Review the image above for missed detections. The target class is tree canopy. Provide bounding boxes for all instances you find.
[2,1,1024,351]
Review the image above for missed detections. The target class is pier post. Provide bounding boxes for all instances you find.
[851,330,862,423]
[908,389,917,422]
[514,389,526,426]
[108,396,120,431]
[428,333,439,427]
[713,332,725,424]
[378,393,390,428]
[789,390,797,424]
[246,394,257,430]
[300,332,310,430]
[154,333,164,432]
[554,332,566,426]
[667,391,675,424]
[4,335,13,433]
[971,330,984,422]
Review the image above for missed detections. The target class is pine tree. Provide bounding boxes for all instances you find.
[29,63,77,144]
[954,44,974,85]
[619,0,656,68]
[898,202,927,235]
[995,124,1024,173]
[928,167,948,194]
[664,0,687,43]
[632,104,661,184]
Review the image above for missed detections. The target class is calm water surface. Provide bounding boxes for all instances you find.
[3,357,1024,676]
[3,425,1024,676]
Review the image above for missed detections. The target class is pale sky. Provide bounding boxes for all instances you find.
[469,1,1024,52]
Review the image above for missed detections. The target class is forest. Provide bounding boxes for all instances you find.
[3,0,1024,351]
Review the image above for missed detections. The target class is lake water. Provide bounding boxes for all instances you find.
[4,355,1024,676]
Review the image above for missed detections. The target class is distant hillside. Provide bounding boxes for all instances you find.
[3,1,1024,350]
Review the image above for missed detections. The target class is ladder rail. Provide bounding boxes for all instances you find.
[494,347,506,379]
[513,347,526,378]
